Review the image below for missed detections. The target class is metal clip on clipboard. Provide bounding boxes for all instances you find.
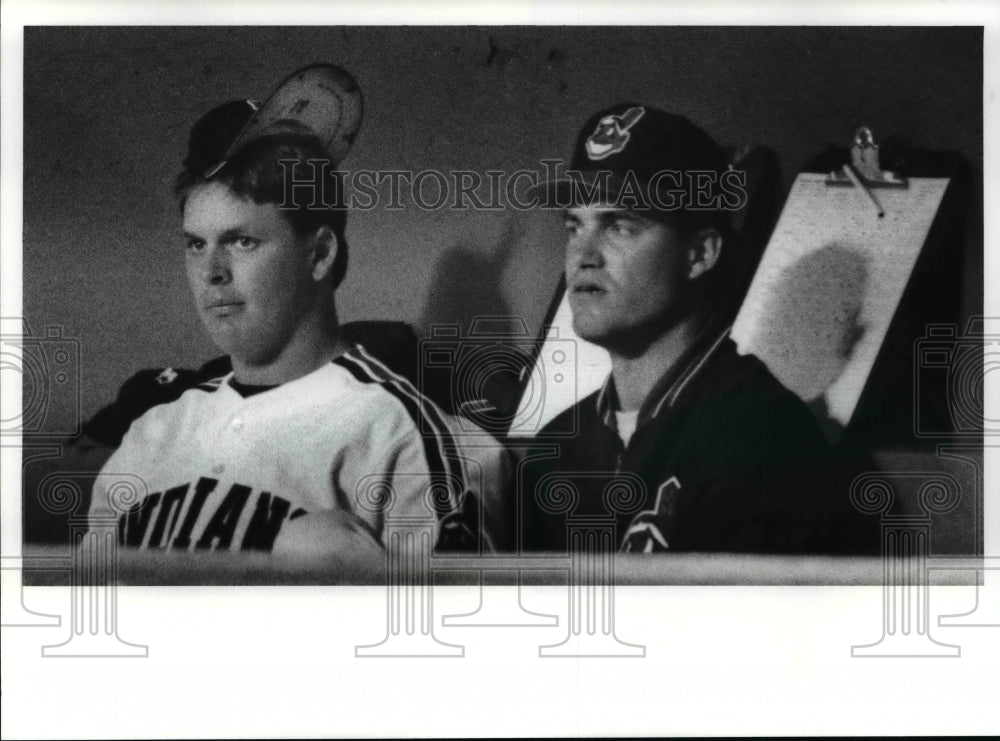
[826,127,908,218]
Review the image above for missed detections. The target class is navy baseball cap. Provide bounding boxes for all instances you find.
[183,63,364,178]
[182,99,259,178]
[536,103,730,219]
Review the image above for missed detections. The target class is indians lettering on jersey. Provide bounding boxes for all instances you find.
[116,476,307,551]
[95,347,510,554]
[620,477,681,553]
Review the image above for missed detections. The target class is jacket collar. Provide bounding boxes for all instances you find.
[596,318,732,433]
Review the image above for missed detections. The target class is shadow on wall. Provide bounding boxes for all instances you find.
[418,215,522,333]
[417,216,534,425]
[752,242,870,442]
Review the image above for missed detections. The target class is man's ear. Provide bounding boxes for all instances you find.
[309,226,339,283]
[687,228,723,281]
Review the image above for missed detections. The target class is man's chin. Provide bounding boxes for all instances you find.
[203,330,264,366]
[203,326,238,354]
[571,317,613,347]
[571,319,659,358]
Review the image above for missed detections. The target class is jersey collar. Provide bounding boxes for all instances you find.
[596,317,732,432]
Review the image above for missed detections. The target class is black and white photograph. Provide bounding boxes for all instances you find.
[2,2,997,738]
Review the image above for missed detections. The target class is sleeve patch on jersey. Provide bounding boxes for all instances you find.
[155,368,179,385]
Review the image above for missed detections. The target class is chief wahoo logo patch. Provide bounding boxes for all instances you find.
[621,476,680,553]
[584,106,646,160]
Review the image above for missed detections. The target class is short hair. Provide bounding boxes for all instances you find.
[648,208,745,317]
[175,104,349,289]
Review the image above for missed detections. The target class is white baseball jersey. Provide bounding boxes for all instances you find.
[89,344,510,554]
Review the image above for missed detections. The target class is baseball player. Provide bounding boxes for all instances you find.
[521,104,876,554]
[88,66,509,556]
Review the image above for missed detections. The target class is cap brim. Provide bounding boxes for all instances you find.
[219,64,364,170]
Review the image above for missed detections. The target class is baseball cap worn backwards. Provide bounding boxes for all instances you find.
[537,103,732,219]
[184,63,365,179]
[182,99,258,178]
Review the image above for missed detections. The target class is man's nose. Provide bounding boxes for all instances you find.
[567,229,603,269]
[203,245,232,286]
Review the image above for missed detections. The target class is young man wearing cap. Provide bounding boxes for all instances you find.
[88,68,509,557]
[522,104,869,554]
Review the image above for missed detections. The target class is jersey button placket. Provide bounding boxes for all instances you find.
[212,413,244,475]
[221,417,243,473]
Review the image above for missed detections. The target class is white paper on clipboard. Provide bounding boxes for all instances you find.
[731,173,951,434]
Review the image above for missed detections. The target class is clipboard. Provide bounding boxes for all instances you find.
[731,128,957,443]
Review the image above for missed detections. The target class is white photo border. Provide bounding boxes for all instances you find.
[3,1,998,738]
